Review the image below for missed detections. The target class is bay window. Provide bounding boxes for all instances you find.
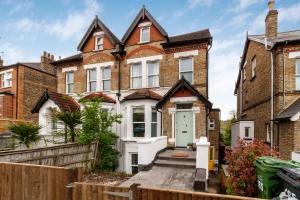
[147,61,159,87]
[132,107,145,137]
[87,68,97,92]
[66,71,74,94]
[151,107,157,137]
[179,57,193,83]
[101,67,111,91]
[296,59,300,90]
[131,63,142,89]
[0,71,12,88]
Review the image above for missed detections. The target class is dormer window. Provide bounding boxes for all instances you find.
[140,27,150,43]
[95,36,103,51]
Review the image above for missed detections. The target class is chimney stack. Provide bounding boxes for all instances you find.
[265,0,278,39]
[40,51,56,75]
[0,56,3,67]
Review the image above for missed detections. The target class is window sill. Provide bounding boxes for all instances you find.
[138,41,150,45]
[93,49,104,52]
[0,86,12,89]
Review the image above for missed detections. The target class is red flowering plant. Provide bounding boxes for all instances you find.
[225,139,279,197]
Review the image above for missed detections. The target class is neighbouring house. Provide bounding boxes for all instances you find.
[233,0,300,160]
[33,7,221,174]
[0,52,57,133]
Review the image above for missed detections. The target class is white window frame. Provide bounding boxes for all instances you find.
[130,153,139,174]
[244,127,251,138]
[132,106,145,138]
[87,68,97,92]
[65,71,74,94]
[179,57,194,83]
[140,26,150,43]
[101,66,111,91]
[95,35,104,51]
[209,119,215,130]
[296,59,300,91]
[151,107,158,137]
[131,62,143,89]
[251,56,256,78]
[147,61,160,88]
[0,70,12,88]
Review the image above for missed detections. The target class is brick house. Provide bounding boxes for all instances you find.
[33,7,220,174]
[233,0,300,160]
[0,53,57,131]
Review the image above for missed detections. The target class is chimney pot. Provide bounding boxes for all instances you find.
[268,0,275,11]
[43,51,47,56]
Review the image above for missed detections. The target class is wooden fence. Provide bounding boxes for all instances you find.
[0,162,82,200]
[72,183,262,200]
[0,142,97,168]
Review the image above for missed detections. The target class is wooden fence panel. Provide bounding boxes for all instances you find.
[0,162,81,200]
[72,183,262,200]
[0,143,97,168]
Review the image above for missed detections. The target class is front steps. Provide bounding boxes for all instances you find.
[153,148,196,169]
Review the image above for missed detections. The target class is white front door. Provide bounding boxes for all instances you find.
[176,111,193,147]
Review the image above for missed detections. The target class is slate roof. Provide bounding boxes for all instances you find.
[31,90,80,113]
[77,16,120,51]
[122,6,168,43]
[0,62,53,75]
[163,29,212,47]
[81,92,116,103]
[123,89,162,102]
[156,77,212,109]
[276,97,300,121]
[51,53,82,64]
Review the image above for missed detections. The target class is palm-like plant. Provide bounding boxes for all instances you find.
[51,109,82,142]
[7,122,41,148]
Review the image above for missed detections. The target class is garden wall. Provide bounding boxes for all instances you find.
[0,142,97,168]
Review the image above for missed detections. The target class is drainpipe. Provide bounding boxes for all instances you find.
[270,50,274,149]
[15,65,19,119]
[283,45,286,107]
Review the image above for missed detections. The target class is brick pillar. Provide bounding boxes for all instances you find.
[265,0,278,39]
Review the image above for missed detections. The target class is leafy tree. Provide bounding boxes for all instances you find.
[220,110,237,146]
[7,122,41,148]
[225,139,279,197]
[50,108,82,142]
[78,97,122,171]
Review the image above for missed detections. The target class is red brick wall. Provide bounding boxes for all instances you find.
[82,28,114,53]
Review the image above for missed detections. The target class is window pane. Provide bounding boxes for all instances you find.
[181,72,193,83]
[68,84,74,93]
[133,123,145,137]
[90,81,97,91]
[296,59,300,74]
[103,80,111,91]
[67,72,74,83]
[102,67,111,79]
[151,123,157,137]
[148,75,159,87]
[147,62,159,75]
[296,77,300,90]
[133,107,144,122]
[131,154,138,165]
[180,58,193,71]
[132,77,142,88]
[89,69,97,81]
[152,108,157,122]
[141,27,150,42]
[132,63,142,77]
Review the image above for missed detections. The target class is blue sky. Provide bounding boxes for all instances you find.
[1,0,300,119]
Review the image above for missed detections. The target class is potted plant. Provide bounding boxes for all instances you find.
[187,143,193,150]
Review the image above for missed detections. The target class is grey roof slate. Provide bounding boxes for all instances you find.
[276,97,300,121]
[51,53,82,64]
[165,29,212,45]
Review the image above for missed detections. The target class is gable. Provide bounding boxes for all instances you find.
[122,7,168,46]
[82,28,114,53]
[125,18,166,46]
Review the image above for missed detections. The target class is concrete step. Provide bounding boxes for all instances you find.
[154,159,196,169]
[157,155,196,162]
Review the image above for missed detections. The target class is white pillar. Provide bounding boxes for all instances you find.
[196,137,210,180]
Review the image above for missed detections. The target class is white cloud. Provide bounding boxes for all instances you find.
[279,3,300,23]
[228,12,252,27]
[9,0,33,15]
[187,0,214,9]
[231,0,264,12]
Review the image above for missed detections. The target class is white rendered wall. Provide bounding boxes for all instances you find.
[196,137,210,180]
[231,121,254,148]
[38,99,60,135]
[292,151,300,163]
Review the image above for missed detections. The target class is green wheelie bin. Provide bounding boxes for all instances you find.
[254,156,300,199]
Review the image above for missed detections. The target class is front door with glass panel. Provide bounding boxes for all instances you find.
[176,111,193,147]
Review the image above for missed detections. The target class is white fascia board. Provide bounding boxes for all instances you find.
[174,50,198,58]
[289,52,300,59]
[290,111,300,121]
[170,96,197,103]
[126,55,163,64]
[0,69,13,74]
[138,22,152,27]
[84,61,114,69]
[62,66,77,73]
